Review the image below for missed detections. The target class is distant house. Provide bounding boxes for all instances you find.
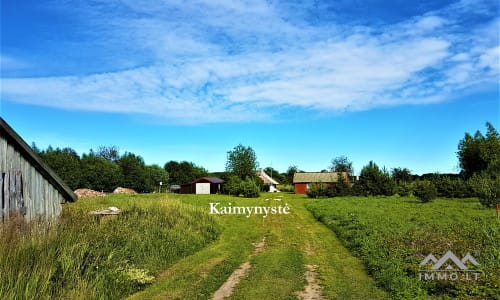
[1,118,77,221]
[293,172,349,194]
[258,169,280,192]
[180,177,224,194]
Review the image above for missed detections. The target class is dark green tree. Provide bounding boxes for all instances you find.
[118,152,147,192]
[225,144,259,180]
[328,172,351,197]
[80,153,122,192]
[470,172,500,208]
[96,145,120,161]
[285,165,299,185]
[164,161,208,185]
[413,180,438,203]
[356,161,395,196]
[391,167,412,184]
[329,155,354,175]
[38,146,81,190]
[458,122,500,178]
[145,164,169,193]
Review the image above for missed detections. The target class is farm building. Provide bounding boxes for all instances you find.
[293,172,349,194]
[1,117,76,221]
[180,177,224,194]
[258,169,280,192]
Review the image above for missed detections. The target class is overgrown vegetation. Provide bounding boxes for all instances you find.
[458,122,500,208]
[0,194,219,299]
[225,175,261,198]
[413,180,438,203]
[307,196,500,299]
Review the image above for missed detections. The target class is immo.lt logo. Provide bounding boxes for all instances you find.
[419,250,481,281]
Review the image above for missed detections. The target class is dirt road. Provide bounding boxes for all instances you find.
[128,194,388,299]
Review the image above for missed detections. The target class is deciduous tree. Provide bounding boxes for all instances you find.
[458,122,500,178]
[329,155,354,175]
[39,146,81,190]
[225,144,259,180]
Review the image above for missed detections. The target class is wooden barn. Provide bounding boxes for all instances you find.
[1,118,76,221]
[180,177,224,194]
[293,172,349,194]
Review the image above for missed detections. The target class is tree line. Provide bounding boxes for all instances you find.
[306,122,500,207]
[33,145,169,192]
[33,145,210,193]
[33,122,499,206]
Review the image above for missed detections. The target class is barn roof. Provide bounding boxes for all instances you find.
[192,177,224,184]
[258,169,279,185]
[293,172,347,183]
[0,117,77,202]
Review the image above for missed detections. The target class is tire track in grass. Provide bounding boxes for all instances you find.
[127,194,389,299]
[212,238,265,300]
[291,198,389,300]
[296,264,324,300]
[296,241,324,300]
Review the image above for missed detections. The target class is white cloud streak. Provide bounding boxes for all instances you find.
[2,0,498,123]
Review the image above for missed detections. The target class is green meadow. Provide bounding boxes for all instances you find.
[306,196,500,299]
[1,193,498,299]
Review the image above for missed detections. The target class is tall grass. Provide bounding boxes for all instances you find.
[307,196,500,299]
[0,195,220,299]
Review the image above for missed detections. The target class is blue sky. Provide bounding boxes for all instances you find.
[1,0,499,175]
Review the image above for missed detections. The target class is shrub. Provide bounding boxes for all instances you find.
[225,175,243,196]
[431,176,473,198]
[277,184,294,193]
[469,173,500,208]
[306,183,329,198]
[358,161,396,196]
[328,174,351,197]
[240,177,260,198]
[413,180,437,203]
[397,182,412,197]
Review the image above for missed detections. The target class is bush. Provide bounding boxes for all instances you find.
[431,176,473,198]
[240,178,260,198]
[225,175,243,196]
[306,183,329,198]
[413,180,437,203]
[469,173,500,208]
[226,176,260,198]
[328,174,351,197]
[397,182,412,197]
[357,161,396,196]
[277,184,294,193]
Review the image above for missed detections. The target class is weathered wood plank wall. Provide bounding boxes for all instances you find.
[1,135,63,221]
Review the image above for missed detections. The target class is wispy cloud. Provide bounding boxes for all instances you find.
[2,0,498,123]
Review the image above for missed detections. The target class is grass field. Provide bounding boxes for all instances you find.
[130,193,388,300]
[0,194,219,299]
[1,193,498,299]
[306,196,500,299]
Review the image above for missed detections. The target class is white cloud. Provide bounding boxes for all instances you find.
[1,0,498,124]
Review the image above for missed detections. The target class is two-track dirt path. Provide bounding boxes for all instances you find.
[128,194,388,300]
